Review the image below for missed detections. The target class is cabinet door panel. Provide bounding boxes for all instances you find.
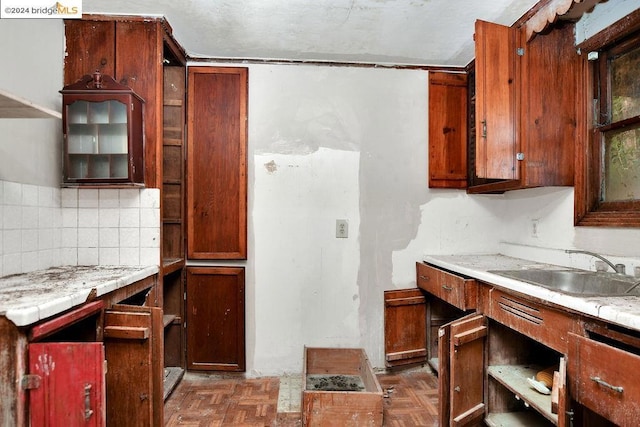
[568,332,640,426]
[186,267,245,371]
[29,342,105,427]
[439,314,487,427]
[428,71,468,188]
[384,289,427,367]
[187,67,248,259]
[116,21,162,187]
[475,20,517,180]
[103,305,163,427]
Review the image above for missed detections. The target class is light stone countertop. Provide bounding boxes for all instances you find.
[0,265,159,327]
[422,254,640,331]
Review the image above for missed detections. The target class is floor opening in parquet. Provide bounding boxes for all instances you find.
[164,366,438,426]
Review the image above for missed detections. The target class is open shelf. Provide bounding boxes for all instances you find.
[488,365,557,425]
[0,89,61,119]
[485,411,553,427]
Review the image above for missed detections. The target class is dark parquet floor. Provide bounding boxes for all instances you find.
[164,366,438,426]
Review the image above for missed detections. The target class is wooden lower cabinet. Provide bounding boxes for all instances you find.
[383,289,427,367]
[104,304,164,427]
[0,276,163,427]
[439,314,487,427]
[186,267,245,371]
[439,314,568,427]
[28,342,106,426]
[421,262,640,426]
[568,325,640,426]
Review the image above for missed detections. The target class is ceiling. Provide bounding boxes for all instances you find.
[82,0,544,67]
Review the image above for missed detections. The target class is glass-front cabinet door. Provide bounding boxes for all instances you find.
[61,72,145,185]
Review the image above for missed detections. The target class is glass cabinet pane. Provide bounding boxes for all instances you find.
[98,124,128,154]
[87,101,110,124]
[68,101,88,124]
[61,72,143,184]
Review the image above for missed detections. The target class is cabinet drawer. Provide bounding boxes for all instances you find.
[568,333,640,426]
[416,263,477,310]
[487,288,575,354]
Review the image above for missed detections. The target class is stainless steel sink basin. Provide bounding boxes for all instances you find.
[488,269,640,296]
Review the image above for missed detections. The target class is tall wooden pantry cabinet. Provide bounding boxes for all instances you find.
[185,67,248,371]
[64,15,188,413]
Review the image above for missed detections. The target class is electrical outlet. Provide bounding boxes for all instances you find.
[531,219,539,238]
[336,219,348,238]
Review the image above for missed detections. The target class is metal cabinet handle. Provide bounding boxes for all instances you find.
[442,285,453,292]
[84,383,94,420]
[590,376,623,393]
[481,120,487,138]
[419,275,429,281]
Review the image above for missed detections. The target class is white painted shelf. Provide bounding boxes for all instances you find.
[0,88,61,119]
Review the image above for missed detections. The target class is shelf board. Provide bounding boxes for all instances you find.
[162,258,185,274]
[163,366,185,401]
[0,89,61,119]
[163,99,183,107]
[488,365,557,425]
[163,314,177,328]
[163,138,183,146]
[485,411,553,427]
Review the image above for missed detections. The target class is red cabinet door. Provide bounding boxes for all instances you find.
[29,342,105,427]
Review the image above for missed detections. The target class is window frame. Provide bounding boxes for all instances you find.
[575,9,640,227]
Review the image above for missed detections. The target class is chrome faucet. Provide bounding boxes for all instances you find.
[565,249,626,274]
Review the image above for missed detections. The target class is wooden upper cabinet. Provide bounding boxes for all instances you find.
[474,20,517,181]
[428,72,468,189]
[187,67,248,260]
[518,23,577,188]
[64,18,167,188]
[470,19,578,193]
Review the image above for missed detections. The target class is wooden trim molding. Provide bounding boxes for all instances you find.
[524,0,603,41]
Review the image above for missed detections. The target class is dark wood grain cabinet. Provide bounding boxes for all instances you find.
[186,267,245,371]
[428,71,468,189]
[65,18,189,394]
[61,72,145,185]
[469,20,579,193]
[383,289,427,367]
[186,67,248,260]
[422,260,640,427]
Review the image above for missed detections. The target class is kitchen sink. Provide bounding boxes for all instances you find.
[488,269,640,296]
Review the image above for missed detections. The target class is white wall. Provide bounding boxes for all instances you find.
[244,64,510,374]
[0,19,64,187]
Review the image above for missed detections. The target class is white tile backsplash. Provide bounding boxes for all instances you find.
[78,189,99,208]
[0,180,161,275]
[61,188,78,208]
[119,208,140,228]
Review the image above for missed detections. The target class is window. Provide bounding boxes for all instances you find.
[575,11,640,227]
